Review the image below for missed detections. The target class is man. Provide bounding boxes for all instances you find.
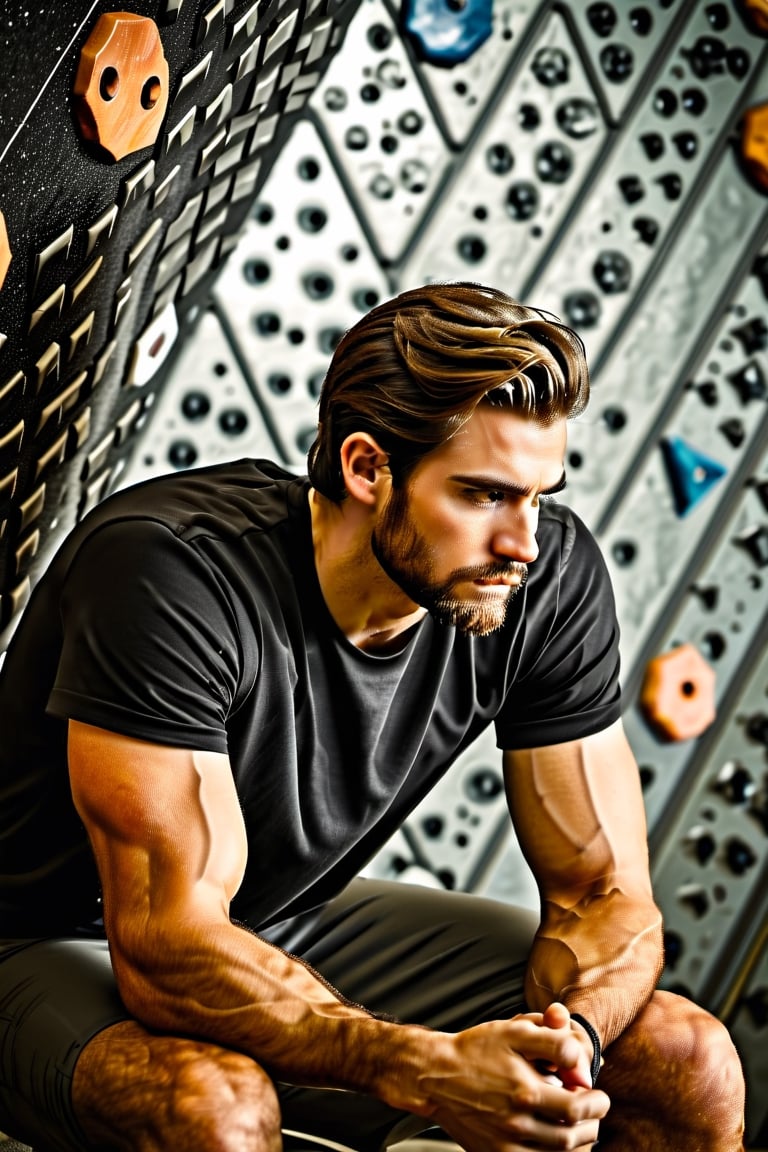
[0,283,745,1152]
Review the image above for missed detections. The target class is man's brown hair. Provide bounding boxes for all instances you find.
[307,281,589,501]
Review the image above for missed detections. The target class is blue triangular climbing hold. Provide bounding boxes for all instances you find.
[660,436,727,517]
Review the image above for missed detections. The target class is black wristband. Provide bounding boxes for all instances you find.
[570,1013,602,1086]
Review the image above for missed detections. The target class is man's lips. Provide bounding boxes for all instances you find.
[472,575,523,588]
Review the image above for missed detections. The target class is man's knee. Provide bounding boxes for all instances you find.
[603,990,745,1136]
[169,1043,282,1151]
[636,990,743,1096]
[74,1021,282,1152]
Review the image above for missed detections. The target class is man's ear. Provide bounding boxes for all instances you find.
[339,433,391,505]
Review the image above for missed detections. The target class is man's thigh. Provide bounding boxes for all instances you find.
[0,880,538,1151]
[0,938,129,1152]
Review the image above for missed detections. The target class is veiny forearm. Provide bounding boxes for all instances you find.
[524,884,664,1048]
[109,908,433,1113]
[505,727,665,1049]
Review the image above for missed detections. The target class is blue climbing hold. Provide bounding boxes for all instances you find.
[660,436,727,517]
[403,0,493,67]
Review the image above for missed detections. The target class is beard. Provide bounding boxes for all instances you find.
[371,484,528,637]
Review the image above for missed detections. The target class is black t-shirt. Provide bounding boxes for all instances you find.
[0,459,622,937]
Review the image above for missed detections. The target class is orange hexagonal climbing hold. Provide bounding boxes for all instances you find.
[73,12,169,163]
[640,643,716,742]
[0,211,10,292]
[742,103,768,193]
[738,0,768,35]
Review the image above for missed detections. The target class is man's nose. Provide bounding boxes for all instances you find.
[491,506,539,565]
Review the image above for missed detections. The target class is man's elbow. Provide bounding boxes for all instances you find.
[106,914,207,1032]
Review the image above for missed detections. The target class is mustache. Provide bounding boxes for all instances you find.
[452,561,529,583]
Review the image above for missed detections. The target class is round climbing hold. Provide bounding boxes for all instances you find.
[640,644,716,742]
[741,103,768,192]
[402,0,493,67]
[556,97,600,139]
[531,46,570,87]
[593,249,632,293]
[564,290,601,328]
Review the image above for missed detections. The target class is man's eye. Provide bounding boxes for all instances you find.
[468,489,506,504]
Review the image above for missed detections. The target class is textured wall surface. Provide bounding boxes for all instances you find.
[1,0,767,1143]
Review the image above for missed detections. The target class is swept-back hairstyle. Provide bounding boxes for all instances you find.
[307,281,589,501]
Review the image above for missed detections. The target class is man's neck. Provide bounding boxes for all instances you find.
[308,488,427,652]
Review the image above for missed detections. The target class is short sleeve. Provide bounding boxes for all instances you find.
[47,520,241,751]
[494,508,622,749]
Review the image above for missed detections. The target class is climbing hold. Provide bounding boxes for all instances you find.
[730,316,768,354]
[735,524,768,567]
[746,712,768,746]
[719,417,746,448]
[684,35,728,80]
[755,478,768,510]
[532,46,570,87]
[402,0,493,67]
[73,13,170,162]
[618,175,645,203]
[632,216,659,245]
[593,249,631,293]
[727,358,767,403]
[564,290,601,328]
[600,42,634,84]
[586,3,617,38]
[0,211,10,292]
[660,436,727,517]
[640,132,665,160]
[737,0,768,35]
[741,102,768,192]
[556,97,600,139]
[713,761,755,805]
[640,644,716,742]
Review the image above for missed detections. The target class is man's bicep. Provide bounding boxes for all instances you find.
[68,720,248,948]
[503,719,654,901]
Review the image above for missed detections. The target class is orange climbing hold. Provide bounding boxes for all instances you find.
[738,0,768,35]
[742,103,768,193]
[73,12,169,163]
[640,643,716,742]
[0,211,10,292]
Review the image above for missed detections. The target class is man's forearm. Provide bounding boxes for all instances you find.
[524,886,664,1049]
[111,912,436,1115]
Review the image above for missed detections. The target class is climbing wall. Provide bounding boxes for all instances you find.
[117,1,768,1138]
[0,0,767,1143]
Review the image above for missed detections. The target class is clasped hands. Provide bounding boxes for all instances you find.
[422,1002,610,1152]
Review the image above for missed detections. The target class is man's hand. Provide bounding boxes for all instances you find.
[516,1001,598,1091]
[411,1006,610,1152]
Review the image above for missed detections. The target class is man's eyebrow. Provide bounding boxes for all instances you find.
[451,471,568,497]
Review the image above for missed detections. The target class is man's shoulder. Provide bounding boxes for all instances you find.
[77,458,309,543]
